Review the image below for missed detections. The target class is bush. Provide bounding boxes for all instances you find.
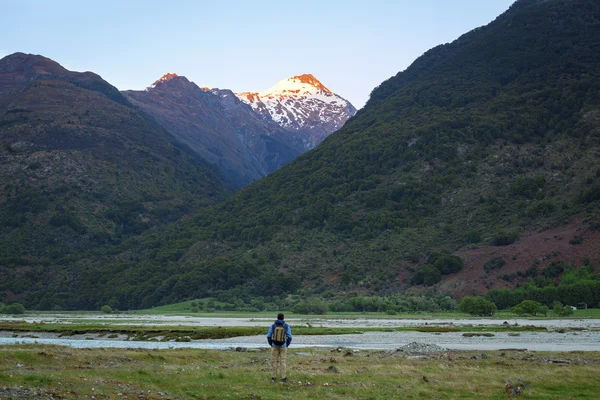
[553,304,574,316]
[492,231,519,246]
[484,257,506,272]
[433,255,464,274]
[291,298,328,315]
[190,306,199,313]
[100,305,113,314]
[458,296,496,316]
[411,265,442,286]
[385,309,397,315]
[541,261,566,278]
[2,303,26,314]
[438,296,457,311]
[512,300,542,316]
[569,235,584,245]
[464,230,482,243]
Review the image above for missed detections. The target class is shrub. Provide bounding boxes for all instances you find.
[458,296,497,316]
[433,255,464,274]
[411,265,442,286]
[569,235,584,245]
[541,261,566,278]
[492,231,519,246]
[2,303,26,314]
[100,305,113,314]
[291,298,328,315]
[579,184,600,203]
[510,176,546,199]
[527,201,556,217]
[438,296,457,311]
[484,257,506,272]
[553,304,574,316]
[512,300,542,316]
[464,230,482,243]
[190,306,199,313]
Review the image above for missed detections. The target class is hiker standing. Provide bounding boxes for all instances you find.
[267,313,292,382]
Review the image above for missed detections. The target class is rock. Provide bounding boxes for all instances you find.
[394,342,445,355]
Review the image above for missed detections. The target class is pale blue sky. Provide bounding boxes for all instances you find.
[1,0,514,108]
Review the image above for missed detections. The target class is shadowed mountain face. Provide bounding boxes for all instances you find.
[0,53,230,287]
[124,75,304,187]
[0,52,127,107]
[4,0,600,310]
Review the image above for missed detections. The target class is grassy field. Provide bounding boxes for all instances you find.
[0,345,599,399]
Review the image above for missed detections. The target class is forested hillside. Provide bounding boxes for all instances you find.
[0,54,230,307]
[5,0,600,310]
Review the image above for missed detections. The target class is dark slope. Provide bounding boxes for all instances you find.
[124,76,304,187]
[0,54,230,305]
[7,0,600,309]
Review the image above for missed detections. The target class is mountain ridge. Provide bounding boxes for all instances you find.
[124,74,305,187]
[64,0,599,309]
[0,53,231,288]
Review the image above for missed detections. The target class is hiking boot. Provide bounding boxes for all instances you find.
[281,378,288,383]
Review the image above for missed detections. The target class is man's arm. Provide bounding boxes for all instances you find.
[285,324,292,347]
[266,325,274,346]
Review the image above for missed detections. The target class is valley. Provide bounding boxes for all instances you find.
[1,0,600,317]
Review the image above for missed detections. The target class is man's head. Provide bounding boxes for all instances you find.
[277,313,284,320]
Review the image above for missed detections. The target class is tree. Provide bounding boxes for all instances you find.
[2,303,26,314]
[411,265,442,286]
[433,255,464,274]
[291,298,328,315]
[512,300,542,316]
[553,304,574,316]
[100,305,113,314]
[459,296,497,316]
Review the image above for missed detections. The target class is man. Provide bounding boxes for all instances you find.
[266,313,292,383]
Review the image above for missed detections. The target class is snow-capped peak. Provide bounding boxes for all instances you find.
[235,74,357,150]
[149,72,179,88]
[259,73,332,98]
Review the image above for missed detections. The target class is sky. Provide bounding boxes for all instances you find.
[1,0,514,108]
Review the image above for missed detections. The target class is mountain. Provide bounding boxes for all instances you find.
[0,53,230,302]
[236,74,357,149]
[4,0,600,310]
[124,74,304,187]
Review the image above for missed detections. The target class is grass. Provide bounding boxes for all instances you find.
[0,345,599,399]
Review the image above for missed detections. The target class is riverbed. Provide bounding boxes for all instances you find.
[3,313,600,329]
[2,313,599,351]
[2,330,599,352]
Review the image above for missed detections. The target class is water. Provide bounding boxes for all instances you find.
[2,330,599,352]
[2,313,599,351]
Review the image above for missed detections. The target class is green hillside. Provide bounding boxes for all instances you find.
[0,54,231,308]
[6,0,600,310]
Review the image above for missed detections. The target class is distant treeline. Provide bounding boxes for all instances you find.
[485,262,599,309]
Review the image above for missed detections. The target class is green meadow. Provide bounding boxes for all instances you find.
[1,345,599,399]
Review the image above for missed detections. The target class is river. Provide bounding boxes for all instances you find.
[2,313,599,351]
